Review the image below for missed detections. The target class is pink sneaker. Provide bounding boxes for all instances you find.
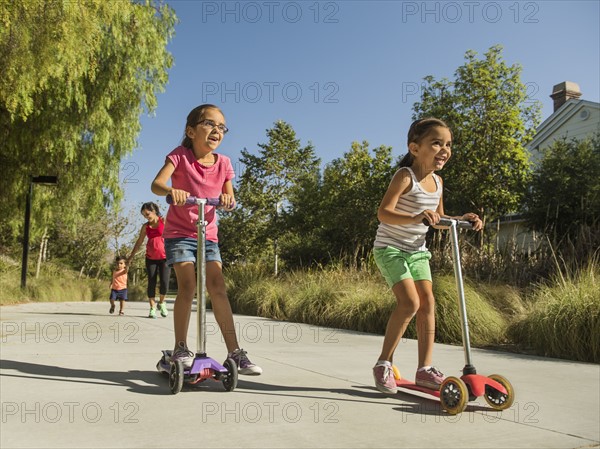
[373,363,398,394]
[415,366,445,390]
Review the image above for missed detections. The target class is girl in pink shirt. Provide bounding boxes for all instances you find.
[127,202,171,319]
[151,104,262,375]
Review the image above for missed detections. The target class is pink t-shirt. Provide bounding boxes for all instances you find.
[145,217,166,260]
[111,269,127,290]
[163,146,235,242]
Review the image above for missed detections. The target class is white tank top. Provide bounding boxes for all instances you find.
[374,167,442,252]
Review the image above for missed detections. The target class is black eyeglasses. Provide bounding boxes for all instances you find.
[196,119,229,134]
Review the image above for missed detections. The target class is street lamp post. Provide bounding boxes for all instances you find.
[21,176,58,289]
[274,201,282,276]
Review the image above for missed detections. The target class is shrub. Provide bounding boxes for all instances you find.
[0,259,106,305]
[508,261,600,363]
[225,263,509,348]
[434,275,507,346]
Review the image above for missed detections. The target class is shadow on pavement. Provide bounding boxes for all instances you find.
[0,359,511,415]
[0,359,166,395]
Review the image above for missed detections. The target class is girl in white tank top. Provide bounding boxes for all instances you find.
[371,118,483,394]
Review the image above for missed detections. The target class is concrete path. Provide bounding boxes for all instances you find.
[1,301,598,448]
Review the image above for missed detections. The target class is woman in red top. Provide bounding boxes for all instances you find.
[127,202,171,318]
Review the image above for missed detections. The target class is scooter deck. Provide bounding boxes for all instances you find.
[396,378,440,398]
[157,350,228,374]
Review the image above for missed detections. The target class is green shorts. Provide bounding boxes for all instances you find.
[373,246,432,287]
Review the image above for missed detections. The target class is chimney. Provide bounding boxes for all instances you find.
[550,81,582,112]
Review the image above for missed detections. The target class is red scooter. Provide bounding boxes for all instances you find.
[393,218,515,415]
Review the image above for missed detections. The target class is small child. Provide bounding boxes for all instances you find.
[372,117,482,394]
[109,256,128,316]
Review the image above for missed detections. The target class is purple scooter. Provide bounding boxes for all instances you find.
[156,196,238,394]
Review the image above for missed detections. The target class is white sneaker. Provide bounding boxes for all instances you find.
[171,342,194,369]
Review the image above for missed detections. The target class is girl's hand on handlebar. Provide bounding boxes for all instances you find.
[218,193,235,211]
[168,189,190,206]
[461,213,483,231]
[418,209,440,226]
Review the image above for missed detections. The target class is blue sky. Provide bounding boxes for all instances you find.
[120,0,600,220]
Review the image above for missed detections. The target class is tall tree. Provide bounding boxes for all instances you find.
[218,121,320,264]
[277,163,324,267]
[47,202,140,277]
[319,141,396,265]
[412,45,541,224]
[0,0,176,247]
[51,211,110,278]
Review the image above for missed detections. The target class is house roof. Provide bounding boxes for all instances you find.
[527,98,600,150]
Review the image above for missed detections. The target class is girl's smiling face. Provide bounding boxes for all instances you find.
[186,108,226,154]
[409,126,452,171]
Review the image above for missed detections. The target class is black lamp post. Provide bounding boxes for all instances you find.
[21,176,58,289]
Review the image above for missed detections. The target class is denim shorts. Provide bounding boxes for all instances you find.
[373,246,432,287]
[109,288,128,301]
[165,238,222,267]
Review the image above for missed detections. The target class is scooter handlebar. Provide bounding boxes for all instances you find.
[166,195,222,207]
[422,217,475,229]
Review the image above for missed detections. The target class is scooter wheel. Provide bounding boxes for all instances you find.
[484,374,515,410]
[392,365,402,380]
[222,358,238,392]
[440,376,468,415]
[169,360,184,394]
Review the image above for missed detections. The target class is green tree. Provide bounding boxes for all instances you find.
[524,135,600,246]
[218,121,320,265]
[413,45,541,225]
[277,159,324,267]
[319,141,396,266]
[0,1,176,248]
[47,202,142,279]
[51,212,110,278]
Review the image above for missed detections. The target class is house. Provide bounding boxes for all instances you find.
[494,81,600,252]
[528,81,600,164]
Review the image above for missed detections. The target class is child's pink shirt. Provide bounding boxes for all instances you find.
[111,269,127,290]
[163,146,235,242]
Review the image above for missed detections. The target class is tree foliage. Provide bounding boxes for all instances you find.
[219,124,398,268]
[0,0,176,248]
[524,135,600,244]
[318,141,396,265]
[221,47,545,268]
[219,121,320,264]
[51,212,110,278]
[413,45,541,223]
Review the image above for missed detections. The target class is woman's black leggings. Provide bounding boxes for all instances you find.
[145,258,171,298]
